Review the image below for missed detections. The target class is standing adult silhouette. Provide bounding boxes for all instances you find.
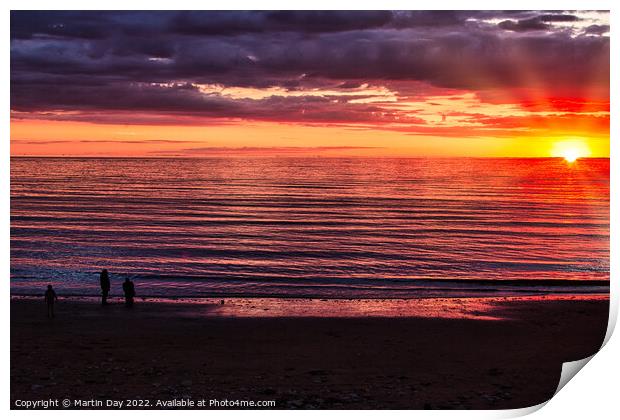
[100,269,111,305]
[44,285,58,318]
[122,277,135,307]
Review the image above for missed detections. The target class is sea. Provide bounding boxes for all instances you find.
[10,157,610,298]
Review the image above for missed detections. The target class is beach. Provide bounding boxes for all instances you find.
[10,295,609,409]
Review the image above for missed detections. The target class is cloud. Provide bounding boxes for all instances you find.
[585,24,610,35]
[498,18,551,32]
[11,140,71,145]
[538,14,580,23]
[10,10,610,132]
[11,139,202,145]
[10,80,428,126]
[154,146,383,156]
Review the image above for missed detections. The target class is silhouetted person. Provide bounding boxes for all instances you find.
[100,269,110,305]
[122,277,135,307]
[44,285,57,318]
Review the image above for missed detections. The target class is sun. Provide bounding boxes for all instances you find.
[562,149,580,163]
[551,139,590,163]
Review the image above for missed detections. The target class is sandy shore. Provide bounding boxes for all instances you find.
[11,295,609,409]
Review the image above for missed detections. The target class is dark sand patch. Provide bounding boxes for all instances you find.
[11,296,609,409]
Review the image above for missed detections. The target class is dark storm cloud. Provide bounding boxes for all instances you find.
[585,24,610,35]
[538,14,580,22]
[11,80,422,126]
[10,10,395,39]
[10,11,112,39]
[10,10,610,123]
[9,10,500,39]
[497,13,581,32]
[169,11,395,35]
[498,18,551,32]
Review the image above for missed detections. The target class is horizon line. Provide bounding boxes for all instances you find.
[9,155,611,159]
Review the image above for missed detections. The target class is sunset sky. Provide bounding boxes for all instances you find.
[10,10,610,157]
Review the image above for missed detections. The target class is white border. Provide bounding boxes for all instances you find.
[3,1,616,419]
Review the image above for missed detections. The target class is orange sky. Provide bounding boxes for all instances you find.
[10,91,610,157]
[10,118,610,158]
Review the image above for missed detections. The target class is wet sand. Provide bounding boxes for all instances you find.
[11,295,609,409]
